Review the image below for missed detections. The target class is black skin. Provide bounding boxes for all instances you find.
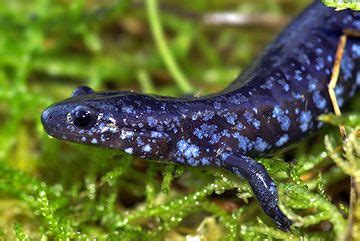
[41,1,360,231]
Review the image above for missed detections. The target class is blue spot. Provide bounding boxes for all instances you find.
[327,55,333,63]
[335,85,345,107]
[253,137,269,152]
[352,44,360,58]
[194,124,218,140]
[224,112,237,125]
[213,102,221,110]
[308,77,318,92]
[176,157,185,163]
[353,20,360,29]
[357,72,360,86]
[156,125,164,132]
[299,111,312,132]
[147,116,157,127]
[221,152,231,161]
[269,183,276,194]
[191,112,200,121]
[341,54,354,81]
[143,144,151,152]
[335,85,344,96]
[122,106,134,114]
[176,139,200,159]
[201,157,210,165]
[210,134,221,144]
[229,94,248,104]
[187,158,199,166]
[232,167,242,177]
[232,133,252,152]
[202,110,215,121]
[343,15,352,24]
[315,57,324,70]
[151,131,163,138]
[313,91,327,110]
[244,111,261,129]
[272,106,290,131]
[299,53,311,65]
[292,92,303,100]
[221,129,230,137]
[317,122,324,128]
[277,79,290,92]
[136,137,144,146]
[236,122,244,130]
[124,147,133,154]
[338,97,344,107]
[315,48,323,55]
[275,134,289,147]
[260,79,273,90]
[294,70,302,81]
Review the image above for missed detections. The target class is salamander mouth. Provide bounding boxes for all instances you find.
[42,124,84,142]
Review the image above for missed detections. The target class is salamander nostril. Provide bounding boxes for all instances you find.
[41,108,52,125]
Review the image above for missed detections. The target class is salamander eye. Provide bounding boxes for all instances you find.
[71,106,96,129]
[71,86,95,97]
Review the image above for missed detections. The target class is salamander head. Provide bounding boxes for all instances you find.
[41,86,175,159]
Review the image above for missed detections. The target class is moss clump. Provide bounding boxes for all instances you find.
[321,0,360,11]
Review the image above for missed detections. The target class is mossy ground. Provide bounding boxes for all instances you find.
[0,0,359,240]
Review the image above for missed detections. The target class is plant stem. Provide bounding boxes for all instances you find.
[343,177,360,241]
[146,0,193,93]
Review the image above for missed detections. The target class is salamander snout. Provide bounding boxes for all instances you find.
[41,102,100,138]
[41,107,53,134]
[41,105,67,137]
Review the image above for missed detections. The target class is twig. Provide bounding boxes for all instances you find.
[203,12,288,28]
[135,1,289,28]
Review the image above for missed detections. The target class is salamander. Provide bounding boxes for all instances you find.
[41,1,360,231]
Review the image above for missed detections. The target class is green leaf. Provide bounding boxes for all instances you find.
[321,0,360,10]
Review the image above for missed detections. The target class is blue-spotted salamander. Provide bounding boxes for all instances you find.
[41,1,360,230]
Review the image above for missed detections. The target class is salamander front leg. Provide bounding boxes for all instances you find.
[221,153,292,231]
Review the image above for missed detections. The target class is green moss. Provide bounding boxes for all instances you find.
[321,0,360,10]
